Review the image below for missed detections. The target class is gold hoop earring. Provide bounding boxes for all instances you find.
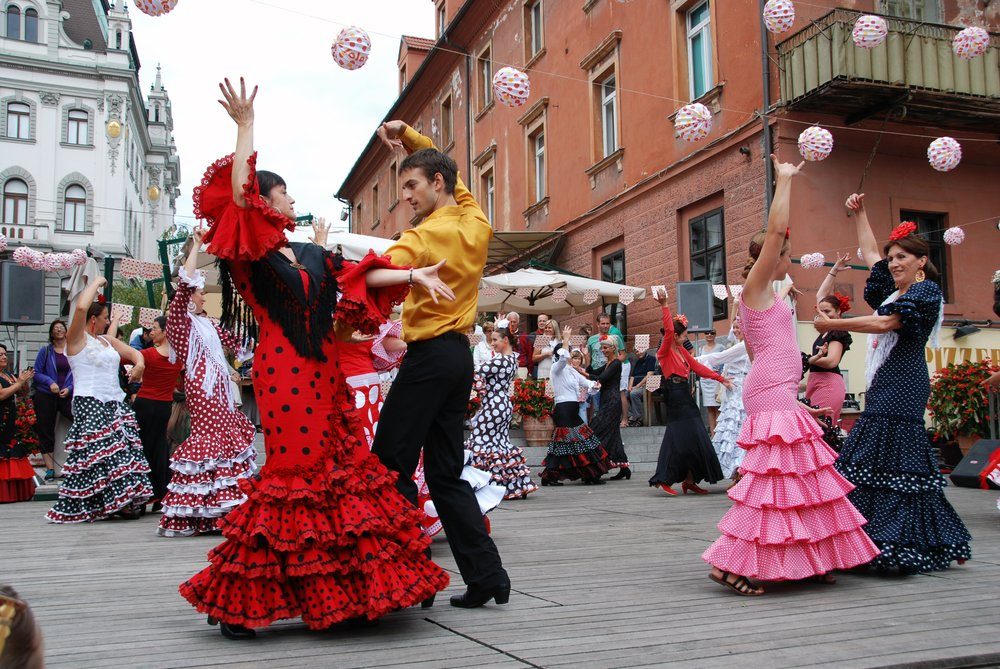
[914,269,926,283]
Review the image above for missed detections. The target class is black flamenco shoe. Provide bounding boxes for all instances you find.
[449,582,511,608]
[540,479,563,486]
[421,594,436,609]
[220,622,256,640]
[609,467,631,481]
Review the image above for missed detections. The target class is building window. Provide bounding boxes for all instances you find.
[371,182,380,228]
[5,5,19,39]
[5,101,29,139]
[477,45,493,114]
[388,161,398,208]
[63,184,87,232]
[524,0,543,62]
[599,73,617,159]
[601,249,627,335]
[67,109,89,145]
[689,207,726,320]
[115,29,122,49]
[528,128,545,203]
[399,64,407,91]
[879,0,941,22]
[24,7,36,41]
[436,1,446,38]
[481,167,495,225]
[440,94,453,148]
[686,0,713,100]
[901,210,949,300]
[2,178,28,225]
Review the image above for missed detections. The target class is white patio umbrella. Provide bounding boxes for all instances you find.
[478,268,646,315]
[285,228,393,260]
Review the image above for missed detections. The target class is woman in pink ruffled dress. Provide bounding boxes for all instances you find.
[701,155,880,596]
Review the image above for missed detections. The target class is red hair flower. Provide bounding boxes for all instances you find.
[833,292,851,313]
[97,294,107,305]
[889,221,917,241]
[674,314,689,327]
[785,228,791,240]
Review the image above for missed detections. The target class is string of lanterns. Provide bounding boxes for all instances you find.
[11,247,87,272]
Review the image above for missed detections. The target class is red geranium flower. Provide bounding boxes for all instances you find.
[889,221,917,241]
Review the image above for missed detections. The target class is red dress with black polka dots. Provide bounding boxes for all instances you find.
[179,153,449,629]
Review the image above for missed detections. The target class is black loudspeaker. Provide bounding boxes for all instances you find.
[0,261,45,325]
[675,281,714,333]
[949,439,1000,490]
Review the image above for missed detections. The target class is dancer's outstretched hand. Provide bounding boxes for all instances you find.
[771,154,805,179]
[805,405,834,419]
[411,259,455,304]
[219,77,257,127]
[721,376,735,391]
[377,121,406,152]
[845,193,865,212]
[813,307,835,333]
[309,217,330,246]
[831,252,852,273]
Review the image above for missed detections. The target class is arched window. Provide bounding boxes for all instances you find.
[2,178,28,225]
[115,29,122,49]
[5,5,20,40]
[5,101,30,139]
[63,184,87,232]
[24,7,37,42]
[67,109,88,144]
[154,104,160,122]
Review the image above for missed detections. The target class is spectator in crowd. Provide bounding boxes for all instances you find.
[531,317,559,380]
[584,314,623,411]
[506,312,529,378]
[129,326,152,350]
[697,330,724,437]
[32,319,74,481]
[472,320,496,368]
[627,338,658,426]
[526,314,549,378]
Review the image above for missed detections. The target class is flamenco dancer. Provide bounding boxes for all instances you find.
[702,157,880,596]
[46,276,153,523]
[586,336,629,481]
[814,193,971,573]
[0,345,35,503]
[157,229,258,537]
[179,79,450,639]
[806,253,853,426]
[372,119,511,609]
[647,299,732,496]
[466,326,539,499]
[697,317,750,481]
[539,326,609,486]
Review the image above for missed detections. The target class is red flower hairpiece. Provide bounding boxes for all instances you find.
[97,294,106,305]
[833,292,851,313]
[674,314,689,327]
[889,221,917,241]
[785,228,791,240]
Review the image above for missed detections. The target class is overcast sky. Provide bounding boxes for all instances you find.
[128,0,434,232]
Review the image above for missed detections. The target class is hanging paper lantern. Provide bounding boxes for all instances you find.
[943,227,965,246]
[551,287,568,303]
[515,287,532,298]
[71,248,87,266]
[800,252,826,269]
[645,374,662,392]
[544,379,555,398]
[852,15,888,49]
[953,26,990,61]
[618,287,635,306]
[762,0,795,34]
[0,234,6,252]
[797,125,834,162]
[673,103,713,142]
[331,26,372,71]
[492,66,531,108]
[712,285,728,300]
[927,136,962,172]
[582,288,600,304]
[132,0,178,17]
[856,247,864,261]
[482,285,499,298]
[634,334,650,353]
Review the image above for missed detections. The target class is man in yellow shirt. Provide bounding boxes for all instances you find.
[371,120,511,609]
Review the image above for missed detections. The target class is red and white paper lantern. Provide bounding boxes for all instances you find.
[645,374,662,392]
[712,285,728,300]
[544,379,555,398]
[634,334,650,353]
[582,288,600,305]
[798,125,834,162]
[953,26,990,61]
[673,103,713,142]
[927,136,962,172]
[331,26,371,71]
[380,380,393,399]
[515,287,532,299]
[552,287,568,303]
[0,234,6,253]
[138,307,161,328]
[943,227,965,246]
[857,247,864,261]
[492,66,531,108]
[469,334,482,347]
[618,287,635,306]
[482,286,499,298]
[762,0,795,34]
[852,14,888,49]
[111,303,135,323]
[800,252,826,269]
[569,335,585,347]
[133,0,177,17]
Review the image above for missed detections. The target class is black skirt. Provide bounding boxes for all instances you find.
[541,402,609,482]
[589,385,629,468]
[648,380,722,486]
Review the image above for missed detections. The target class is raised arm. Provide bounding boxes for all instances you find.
[0,369,33,401]
[218,77,257,209]
[846,193,880,268]
[67,276,106,355]
[551,326,572,375]
[817,252,851,302]
[107,333,145,383]
[744,155,803,310]
[815,312,901,335]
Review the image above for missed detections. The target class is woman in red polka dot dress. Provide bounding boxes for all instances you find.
[179,79,450,639]
[158,228,258,537]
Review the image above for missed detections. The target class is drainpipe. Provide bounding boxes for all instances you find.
[442,35,473,179]
[758,0,774,216]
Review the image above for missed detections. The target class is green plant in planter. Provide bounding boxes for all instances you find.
[927,358,999,441]
[511,377,554,419]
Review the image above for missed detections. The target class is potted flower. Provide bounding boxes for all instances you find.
[15,397,39,454]
[511,377,554,447]
[928,358,999,454]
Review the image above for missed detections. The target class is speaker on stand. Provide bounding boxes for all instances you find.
[0,261,46,370]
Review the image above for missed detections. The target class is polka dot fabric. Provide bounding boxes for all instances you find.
[159,278,258,537]
[835,260,971,573]
[466,354,538,499]
[702,296,880,580]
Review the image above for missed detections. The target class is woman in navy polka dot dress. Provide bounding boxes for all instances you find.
[179,79,450,639]
[815,194,971,573]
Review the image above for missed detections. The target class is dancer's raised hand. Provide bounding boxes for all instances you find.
[377,121,406,152]
[309,217,330,246]
[411,259,455,304]
[771,154,805,179]
[218,77,257,127]
[845,193,865,212]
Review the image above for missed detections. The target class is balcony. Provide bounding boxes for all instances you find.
[777,9,1000,131]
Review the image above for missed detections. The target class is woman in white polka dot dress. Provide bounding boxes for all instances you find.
[46,276,153,523]
[466,327,539,500]
[814,194,971,573]
[157,228,257,537]
[702,157,880,596]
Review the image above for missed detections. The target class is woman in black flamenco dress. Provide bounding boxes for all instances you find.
[179,78,451,639]
[586,336,629,481]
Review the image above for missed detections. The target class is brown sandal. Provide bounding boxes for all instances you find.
[807,573,837,585]
[709,571,764,596]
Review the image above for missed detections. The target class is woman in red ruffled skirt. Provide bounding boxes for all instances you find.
[0,344,36,503]
[179,78,452,639]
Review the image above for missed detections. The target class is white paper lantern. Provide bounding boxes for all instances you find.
[673,103,713,142]
[582,288,599,304]
[0,234,6,253]
[71,248,87,266]
[852,14,888,49]
[800,252,826,269]
[482,286,499,298]
[953,26,990,61]
[331,26,371,71]
[634,334,650,353]
[645,374,662,392]
[763,0,795,34]
[492,66,530,108]
[798,125,834,162]
[132,0,177,17]
[927,136,962,172]
[943,227,965,246]
[618,287,635,305]
[856,247,864,261]
[551,287,568,303]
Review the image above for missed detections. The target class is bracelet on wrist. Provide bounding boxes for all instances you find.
[408,268,413,285]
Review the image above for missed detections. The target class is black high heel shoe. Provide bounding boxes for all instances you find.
[220,622,256,640]
[421,594,436,609]
[450,582,511,608]
[540,479,563,486]
[609,467,631,480]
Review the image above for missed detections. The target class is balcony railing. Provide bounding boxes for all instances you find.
[0,223,51,245]
[777,9,1000,130]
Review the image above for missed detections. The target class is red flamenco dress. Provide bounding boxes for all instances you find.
[179,153,449,630]
[0,375,36,503]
